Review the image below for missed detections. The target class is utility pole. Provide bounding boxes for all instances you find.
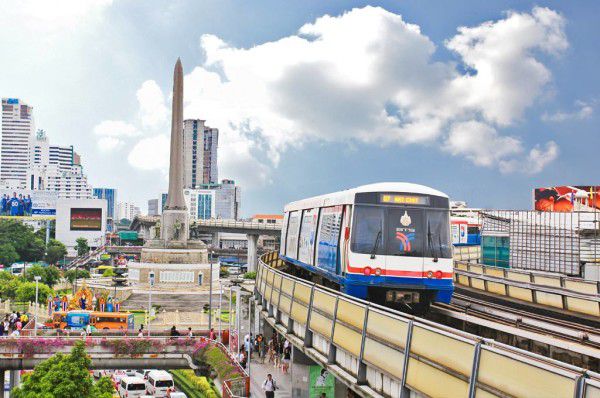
[208,251,214,336]
[148,271,155,336]
[34,276,41,336]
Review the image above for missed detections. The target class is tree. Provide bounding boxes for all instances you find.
[75,237,89,257]
[64,269,91,284]
[102,268,114,277]
[0,220,45,262]
[0,243,19,266]
[15,281,52,304]
[12,341,114,398]
[0,271,20,300]
[25,265,61,287]
[45,239,67,265]
[22,237,46,262]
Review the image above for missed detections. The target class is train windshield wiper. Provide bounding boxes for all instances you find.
[427,221,439,263]
[370,230,382,259]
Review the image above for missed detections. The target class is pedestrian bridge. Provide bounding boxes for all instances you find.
[256,252,600,398]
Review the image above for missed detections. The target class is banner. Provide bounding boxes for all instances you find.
[309,365,335,398]
[534,186,600,212]
[0,189,57,217]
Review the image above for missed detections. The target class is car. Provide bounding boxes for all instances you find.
[145,370,175,398]
[135,369,155,380]
[169,393,187,398]
[117,376,147,398]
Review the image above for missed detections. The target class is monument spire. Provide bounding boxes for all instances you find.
[165,58,186,210]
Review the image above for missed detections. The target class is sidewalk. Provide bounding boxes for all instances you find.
[248,354,292,398]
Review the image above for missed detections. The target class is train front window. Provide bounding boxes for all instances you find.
[386,208,424,257]
[351,206,385,255]
[426,210,452,259]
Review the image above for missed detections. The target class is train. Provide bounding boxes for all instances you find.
[279,182,453,313]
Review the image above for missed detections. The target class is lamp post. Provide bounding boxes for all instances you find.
[34,276,41,336]
[208,250,214,337]
[218,280,223,341]
[148,271,154,337]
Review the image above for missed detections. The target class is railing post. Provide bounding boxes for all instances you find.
[327,297,339,365]
[400,320,414,398]
[356,306,370,385]
[275,275,284,324]
[287,282,296,334]
[304,286,315,349]
[468,342,482,398]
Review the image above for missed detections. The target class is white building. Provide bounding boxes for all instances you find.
[28,163,92,199]
[183,188,216,220]
[1,98,35,188]
[116,201,141,221]
[147,198,159,216]
[183,119,218,188]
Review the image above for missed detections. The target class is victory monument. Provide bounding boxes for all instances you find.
[128,59,214,288]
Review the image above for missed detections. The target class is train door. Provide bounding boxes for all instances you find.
[339,205,352,274]
[384,207,424,284]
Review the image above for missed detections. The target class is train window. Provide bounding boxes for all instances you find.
[467,226,480,234]
[298,208,318,265]
[280,212,289,256]
[286,211,301,259]
[424,210,452,259]
[316,206,343,273]
[351,206,385,255]
[386,208,424,257]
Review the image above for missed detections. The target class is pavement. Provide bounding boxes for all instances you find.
[248,353,292,398]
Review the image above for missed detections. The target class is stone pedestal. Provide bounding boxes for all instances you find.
[160,209,189,246]
[128,262,218,288]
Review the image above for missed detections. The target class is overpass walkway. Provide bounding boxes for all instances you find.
[256,252,600,398]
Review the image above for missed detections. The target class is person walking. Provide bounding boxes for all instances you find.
[262,373,277,398]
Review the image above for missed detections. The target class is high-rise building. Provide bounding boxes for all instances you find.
[213,179,240,220]
[1,98,35,188]
[183,179,241,221]
[183,119,218,188]
[93,188,117,231]
[147,198,159,216]
[32,130,74,172]
[116,201,140,221]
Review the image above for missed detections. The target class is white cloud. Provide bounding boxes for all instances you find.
[94,120,139,137]
[136,80,168,129]
[120,6,567,183]
[500,141,559,174]
[542,100,594,122]
[97,136,124,152]
[128,135,170,171]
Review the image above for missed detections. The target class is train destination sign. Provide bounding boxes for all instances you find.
[379,194,430,206]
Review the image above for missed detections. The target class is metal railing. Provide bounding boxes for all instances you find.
[454,261,600,318]
[256,252,600,398]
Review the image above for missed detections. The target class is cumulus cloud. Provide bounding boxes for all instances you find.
[499,141,559,174]
[94,120,139,137]
[97,136,124,152]
[120,6,567,183]
[542,100,594,122]
[136,80,168,129]
[128,135,170,171]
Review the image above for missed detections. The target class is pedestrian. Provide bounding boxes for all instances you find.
[170,325,180,337]
[282,345,291,374]
[262,373,277,398]
[188,327,193,338]
[138,328,144,338]
[209,327,215,340]
[86,323,92,335]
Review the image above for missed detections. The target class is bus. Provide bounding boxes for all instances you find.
[49,311,134,331]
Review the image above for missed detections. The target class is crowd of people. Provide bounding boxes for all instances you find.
[1,311,28,336]
[1,192,33,216]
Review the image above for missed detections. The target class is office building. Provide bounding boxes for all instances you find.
[252,214,283,224]
[183,119,218,188]
[148,198,159,216]
[1,98,35,188]
[32,130,74,172]
[213,179,240,220]
[116,201,141,221]
[183,188,216,220]
[93,188,117,231]
[183,179,241,221]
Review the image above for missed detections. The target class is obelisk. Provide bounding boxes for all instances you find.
[165,58,186,210]
[159,58,189,246]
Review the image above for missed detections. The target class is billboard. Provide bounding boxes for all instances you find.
[309,366,335,398]
[534,186,600,212]
[70,208,102,231]
[0,189,58,217]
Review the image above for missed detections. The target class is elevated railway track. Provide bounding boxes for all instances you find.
[257,252,600,398]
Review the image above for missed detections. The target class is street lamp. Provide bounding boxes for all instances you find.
[34,276,41,336]
[208,250,214,337]
[148,270,154,337]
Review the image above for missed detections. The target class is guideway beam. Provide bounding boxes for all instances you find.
[246,233,259,272]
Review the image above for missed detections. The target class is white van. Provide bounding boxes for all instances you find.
[145,370,175,397]
[118,376,147,398]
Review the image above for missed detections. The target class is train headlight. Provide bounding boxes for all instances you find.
[426,271,433,279]
[363,267,372,276]
[374,268,382,276]
[435,270,443,279]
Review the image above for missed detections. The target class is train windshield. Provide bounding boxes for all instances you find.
[351,205,451,258]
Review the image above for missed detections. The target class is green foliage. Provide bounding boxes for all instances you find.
[75,238,90,257]
[15,281,52,304]
[12,341,114,398]
[0,271,20,299]
[171,370,219,398]
[0,220,48,264]
[24,265,61,287]
[243,271,256,280]
[201,345,242,381]
[0,243,19,266]
[64,269,91,284]
[102,267,115,277]
[45,239,67,265]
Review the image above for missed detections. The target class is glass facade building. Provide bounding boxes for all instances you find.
[92,187,116,232]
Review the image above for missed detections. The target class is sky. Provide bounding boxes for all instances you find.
[0,0,598,216]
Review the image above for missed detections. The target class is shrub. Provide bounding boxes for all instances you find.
[243,271,256,280]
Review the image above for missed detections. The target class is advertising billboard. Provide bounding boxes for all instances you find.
[309,366,335,398]
[70,208,102,231]
[0,189,58,218]
[534,186,600,212]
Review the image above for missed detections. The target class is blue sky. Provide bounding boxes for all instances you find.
[0,1,598,215]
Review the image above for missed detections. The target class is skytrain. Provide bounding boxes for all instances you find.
[279,182,453,313]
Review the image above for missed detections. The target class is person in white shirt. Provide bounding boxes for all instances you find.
[262,373,277,398]
[86,324,92,335]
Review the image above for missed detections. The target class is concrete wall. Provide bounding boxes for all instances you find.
[56,198,107,255]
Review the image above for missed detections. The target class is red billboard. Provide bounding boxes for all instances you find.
[70,208,102,231]
[534,186,600,212]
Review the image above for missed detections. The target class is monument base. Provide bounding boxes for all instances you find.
[128,261,218,289]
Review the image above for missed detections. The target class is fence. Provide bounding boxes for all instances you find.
[257,251,600,398]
